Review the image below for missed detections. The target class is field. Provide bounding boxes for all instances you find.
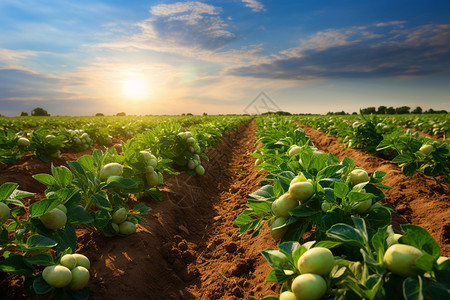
[0,114,449,300]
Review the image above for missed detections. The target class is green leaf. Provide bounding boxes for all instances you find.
[0,255,32,275]
[265,268,289,282]
[92,192,112,211]
[403,277,423,300]
[315,240,343,249]
[132,203,152,215]
[402,161,419,177]
[26,235,58,252]
[24,253,55,266]
[33,276,53,295]
[106,176,138,189]
[0,182,19,201]
[32,174,56,186]
[67,205,94,226]
[334,182,349,199]
[392,154,411,164]
[77,155,95,172]
[327,223,366,248]
[261,249,292,269]
[401,224,440,259]
[52,165,73,188]
[30,198,59,217]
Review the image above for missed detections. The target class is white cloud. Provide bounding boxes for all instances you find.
[150,1,220,16]
[241,0,265,12]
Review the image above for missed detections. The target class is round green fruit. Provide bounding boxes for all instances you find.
[352,199,373,214]
[119,221,136,235]
[289,146,302,156]
[72,253,90,269]
[383,244,423,277]
[40,208,67,230]
[60,254,77,270]
[419,144,433,155]
[195,165,205,176]
[280,291,298,300]
[291,273,327,300]
[17,137,30,147]
[289,182,314,202]
[111,207,128,224]
[69,266,90,290]
[272,193,298,217]
[298,247,334,276]
[42,265,72,288]
[99,163,123,180]
[349,169,369,186]
[0,202,11,223]
[146,171,159,187]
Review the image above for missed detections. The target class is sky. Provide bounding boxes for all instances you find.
[0,0,449,116]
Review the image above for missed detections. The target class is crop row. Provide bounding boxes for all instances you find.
[235,115,449,300]
[0,115,218,166]
[298,114,449,185]
[0,115,250,299]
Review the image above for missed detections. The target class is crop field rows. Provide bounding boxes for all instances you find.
[0,115,449,300]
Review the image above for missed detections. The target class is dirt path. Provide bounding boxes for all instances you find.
[1,120,279,299]
[298,123,450,256]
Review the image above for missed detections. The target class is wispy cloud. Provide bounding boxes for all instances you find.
[241,0,265,12]
[227,23,450,80]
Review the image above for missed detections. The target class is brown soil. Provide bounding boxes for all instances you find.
[0,120,279,300]
[299,123,450,256]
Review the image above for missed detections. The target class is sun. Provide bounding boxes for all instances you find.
[122,77,151,100]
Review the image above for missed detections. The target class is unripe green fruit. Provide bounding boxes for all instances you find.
[42,265,72,288]
[349,169,369,186]
[119,221,136,235]
[72,253,90,269]
[280,291,298,300]
[69,266,90,290]
[298,247,334,276]
[40,208,67,230]
[56,204,67,214]
[146,171,158,186]
[419,144,433,155]
[195,165,205,176]
[17,137,30,147]
[147,158,157,168]
[289,146,302,156]
[289,182,314,202]
[60,254,77,270]
[291,273,327,300]
[383,244,423,277]
[99,163,123,180]
[0,202,11,223]
[111,207,128,224]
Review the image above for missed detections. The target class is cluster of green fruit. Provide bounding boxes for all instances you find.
[42,253,90,290]
[279,247,335,300]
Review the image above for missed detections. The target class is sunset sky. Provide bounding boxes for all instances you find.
[1,0,449,116]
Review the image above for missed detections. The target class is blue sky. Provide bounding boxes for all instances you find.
[0,0,449,116]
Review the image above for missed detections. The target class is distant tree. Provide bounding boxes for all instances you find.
[31,107,50,116]
[377,106,387,114]
[352,112,357,115]
[203,112,208,116]
[186,113,193,116]
[411,106,422,114]
[361,107,376,114]
[95,113,105,116]
[395,106,410,114]
[386,106,396,114]
[20,112,28,116]
[116,112,126,116]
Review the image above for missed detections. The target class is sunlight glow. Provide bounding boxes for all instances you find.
[122,77,151,100]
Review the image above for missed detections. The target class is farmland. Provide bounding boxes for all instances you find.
[0,114,449,300]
